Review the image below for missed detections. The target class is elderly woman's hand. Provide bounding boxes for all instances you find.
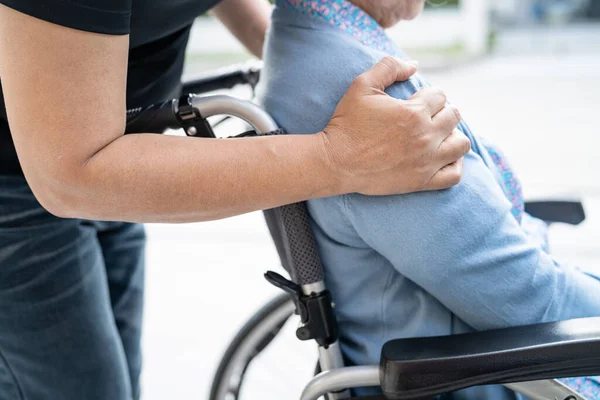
[321,56,470,195]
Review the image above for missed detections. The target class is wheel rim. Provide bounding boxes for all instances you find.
[214,298,296,400]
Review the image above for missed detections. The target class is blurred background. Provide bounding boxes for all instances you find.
[142,0,600,398]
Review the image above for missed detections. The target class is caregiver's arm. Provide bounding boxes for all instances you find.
[0,6,468,223]
[211,0,272,59]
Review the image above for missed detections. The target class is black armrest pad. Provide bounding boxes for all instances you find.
[524,200,585,225]
[381,317,600,399]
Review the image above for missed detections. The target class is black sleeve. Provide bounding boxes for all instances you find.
[0,0,132,35]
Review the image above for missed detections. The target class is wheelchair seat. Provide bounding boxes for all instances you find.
[381,317,600,399]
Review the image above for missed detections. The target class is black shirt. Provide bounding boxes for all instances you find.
[0,0,221,175]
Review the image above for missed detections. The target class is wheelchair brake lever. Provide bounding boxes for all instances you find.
[264,271,302,297]
[264,271,308,319]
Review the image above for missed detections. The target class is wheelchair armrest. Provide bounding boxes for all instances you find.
[524,200,585,225]
[380,317,600,399]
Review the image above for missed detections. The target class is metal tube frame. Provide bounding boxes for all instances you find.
[299,369,588,400]
[300,366,380,400]
[302,280,352,399]
[506,380,587,400]
[192,95,590,400]
[191,94,278,134]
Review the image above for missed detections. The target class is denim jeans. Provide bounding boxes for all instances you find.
[0,175,145,400]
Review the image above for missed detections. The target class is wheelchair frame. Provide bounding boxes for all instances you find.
[126,62,595,400]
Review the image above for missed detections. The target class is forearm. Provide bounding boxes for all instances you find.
[49,132,337,223]
[211,0,272,59]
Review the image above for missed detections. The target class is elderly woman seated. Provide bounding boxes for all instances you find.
[256,0,600,398]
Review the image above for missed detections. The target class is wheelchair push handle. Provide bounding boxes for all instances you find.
[124,93,278,138]
[125,99,180,134]
[125,61,264,135]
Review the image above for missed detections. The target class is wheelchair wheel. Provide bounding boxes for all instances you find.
[209,293,319,400]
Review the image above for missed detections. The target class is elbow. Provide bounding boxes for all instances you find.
[29,178,80,219]
[37,193,78,220]
[24,166,88,220]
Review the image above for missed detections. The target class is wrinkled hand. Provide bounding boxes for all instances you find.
[321,56,470,196]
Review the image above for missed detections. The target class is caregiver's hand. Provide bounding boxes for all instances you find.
[322,56,470,195]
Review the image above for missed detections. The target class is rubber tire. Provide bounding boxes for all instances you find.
[209,293,294,400]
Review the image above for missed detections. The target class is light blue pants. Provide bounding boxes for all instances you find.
[0,175,145,400]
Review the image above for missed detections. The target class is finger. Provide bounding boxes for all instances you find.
[423,158,464,191]
[432,103,461,132]
[437,128,471,165]
[355,56,419,92]
[410,86,447,117]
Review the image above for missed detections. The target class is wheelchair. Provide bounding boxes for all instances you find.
[125,62,600,400]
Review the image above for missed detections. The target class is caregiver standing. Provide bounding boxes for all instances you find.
[0,0,468,398]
